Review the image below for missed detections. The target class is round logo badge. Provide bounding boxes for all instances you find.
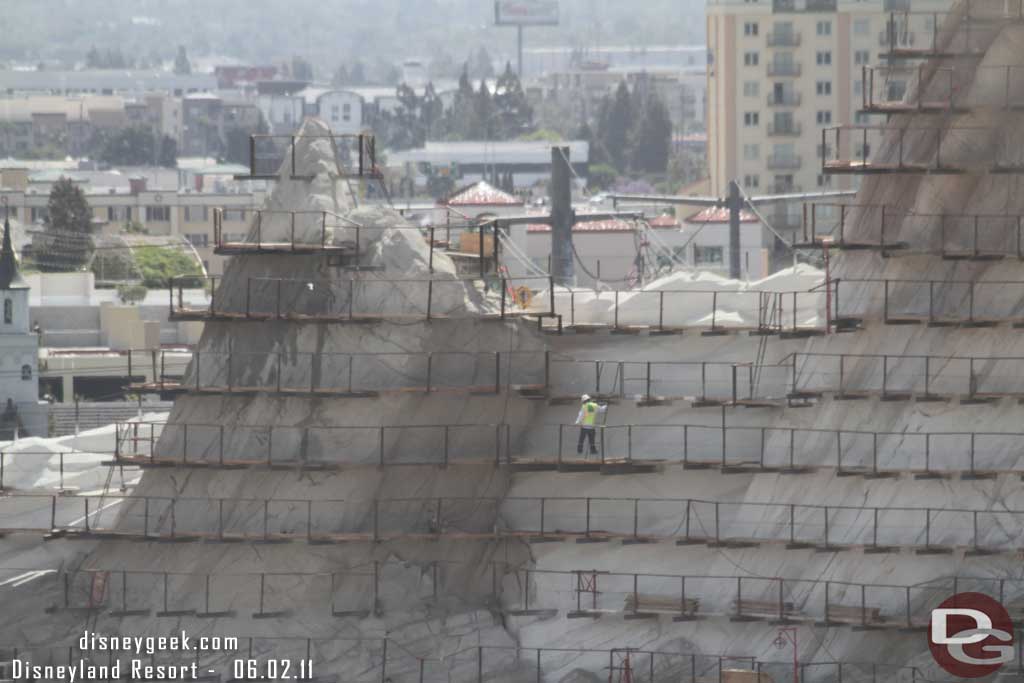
[928,592,1014,678]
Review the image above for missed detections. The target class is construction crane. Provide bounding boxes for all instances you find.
[608,181,857,279]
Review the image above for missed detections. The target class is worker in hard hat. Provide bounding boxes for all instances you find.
[575,394,607,457]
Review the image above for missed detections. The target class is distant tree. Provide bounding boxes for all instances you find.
[291,56,314,82]
[332,64,350,86]
[96,127,157,166]
[631,93,673,173]
[493,62,533,138]
[47,178,92,234]
[468,46,495,80]
[474,79,494,140]
[587,162,618,191]
[85,46,101,68]
[598,81,633,171]
[350,61,368,86]
[157,135,177,168]
[40,177,93,271]
[173,45,191,75]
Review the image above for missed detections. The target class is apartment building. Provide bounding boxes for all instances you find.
[0,167,264,277]
[706,0,951,227]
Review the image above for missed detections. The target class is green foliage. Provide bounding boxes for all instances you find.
[173,45,191,75]
[587,163,618,191]
[85,45,131,68]
[631,93,673,173]
[47,178,92,234]
[594,81,674,175]
[91,248,140,282]
[116,284,148,305]
[134,246,204,288]
[518,129,563,143]
[91,127,177,168]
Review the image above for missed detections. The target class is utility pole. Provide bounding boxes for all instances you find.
[726,180,743,280]
[550,146,574,286]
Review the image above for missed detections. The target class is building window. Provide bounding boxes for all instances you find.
[854,50,871,65]
[21,364,31,381]
[855,111,871,124]
[854,18,870,35]
[3,298,11,324]
[817,143,832,158]
[816,110,832,124]
[816,51,832,65]
[223,209,246,222]
[816,81,832,96]
[694,245,724,265]
[744,22,759,35]
[744,112,760,126]
[744,52,759,66]
[342,103,352,121]
[817,174,832,187]
[146,206,170,221]
[743,143,760,160]
[743,81,759,97]
[853,80,864,96]
[107,206,132,222]
[743,174,760,189]
[816,20,832,35]
[30,207,49,223]
[331,105,339,121]
[185,206,209,222]
[185,233,209,248]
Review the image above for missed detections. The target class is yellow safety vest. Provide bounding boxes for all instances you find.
[582,401,599,426]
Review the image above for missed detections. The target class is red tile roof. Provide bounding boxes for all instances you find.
[527,215,636,233]
[648,214,679,228]
[685,207,759,223]
[439,180,523,207]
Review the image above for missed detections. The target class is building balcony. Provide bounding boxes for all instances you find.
[767,62,802,77]
[771,183,804,194]
[767,122,803,136]
[767,31,801,46]
[767,92,802,106]
[879,29,916,47]
[767,154,803,169]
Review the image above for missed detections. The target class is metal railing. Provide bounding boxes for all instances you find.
[168,275,553,322]
[555,287,824,335]
[820,125,1023,174]
[113,419,1024,477]
[766,62,802,77]
[799,202,1024,254]
[833,278,1024,326]
[767,121,802,136]
[18,561,1022,632]
[767,154,802,169]
[787,350,1024,402]
[880,5,1024,57]
[862,64,1024,113]
[237,133,381,179]
[6,492,1024,553]
[124,349,794,406]
[766,92,802,107]
[766,31,801,46]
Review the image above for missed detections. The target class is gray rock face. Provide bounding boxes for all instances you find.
[11,28,1024,677]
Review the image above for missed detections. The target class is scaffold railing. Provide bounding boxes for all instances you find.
[879,5,1021,59]
[833,277,1024,326]
[123,349,793,406]
[821,125,1024,175]
[168,275,553,322]
[787,350,1024,402]
[0,637,943,683]
[862,64,1024,114]
[14,561,1019,632]
[109,419,1024,478]
[797,203,1024,257]
[6,492,1024,553]
[233,133,381,180]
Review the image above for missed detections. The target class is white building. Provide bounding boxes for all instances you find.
[0,215,41,436]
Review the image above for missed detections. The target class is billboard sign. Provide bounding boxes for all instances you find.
[495,0,559,26]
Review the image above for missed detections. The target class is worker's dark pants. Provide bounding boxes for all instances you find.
[577,427,597,455]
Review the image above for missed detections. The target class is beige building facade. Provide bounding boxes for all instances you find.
[706,0,951,226]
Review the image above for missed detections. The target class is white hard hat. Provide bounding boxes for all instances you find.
[581,394,591,402]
